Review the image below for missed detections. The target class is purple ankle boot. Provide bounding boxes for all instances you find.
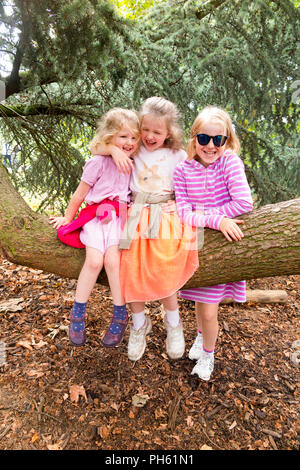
[69,301,87,347]
[102,305,128,348]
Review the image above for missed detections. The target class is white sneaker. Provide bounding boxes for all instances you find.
[191,349,214,381]
[164,319,185,359]
[188,334,203,361]
[128,316,152,361]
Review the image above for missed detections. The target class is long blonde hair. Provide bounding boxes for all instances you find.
[90,108,140,153]
[140,96,183,150]
[187,106,240,160]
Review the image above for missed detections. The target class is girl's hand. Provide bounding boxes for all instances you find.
[49,216,70,230]
[111,147,134,174]
[219,217,244,242]
[161,200,176,213]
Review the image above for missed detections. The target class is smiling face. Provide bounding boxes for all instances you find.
[111,126,139,157]
[141,114,170,152]
[195,121,227,167]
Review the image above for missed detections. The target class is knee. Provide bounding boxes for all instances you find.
[200,308,218,323]
[85,256,103,272]
[104,253,120,272]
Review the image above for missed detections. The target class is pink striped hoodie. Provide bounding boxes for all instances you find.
[173,150,253,229]
[173,150,253,304]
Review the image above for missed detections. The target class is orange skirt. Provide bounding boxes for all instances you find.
[120,207,199,303]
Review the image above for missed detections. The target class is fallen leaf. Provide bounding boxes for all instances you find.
[34,340,48,349]
[186,415,194,427]
[47,443,63,450]
[69,384,87,403]
[229,420,237,430]
[200,444,213,450]
[98,425,110,439]
[244,352,255,361]
[26,369,44,378]
[31,432,40,443]
[17,340,33,350]
[132,394,150,407]
[110,402,120,412]
[0,298,24,312]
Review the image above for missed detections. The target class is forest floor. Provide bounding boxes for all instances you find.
[0,253,299,452]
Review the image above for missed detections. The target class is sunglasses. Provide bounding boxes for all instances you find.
[195,134,228,147]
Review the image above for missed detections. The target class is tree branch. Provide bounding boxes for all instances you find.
[195,0,229,20]
[5,1,29,98]
[0,102,98,118]
[0,159,299,287]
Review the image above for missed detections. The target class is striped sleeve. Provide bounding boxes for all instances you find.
[205,154,253,218]
[173,164,224,230]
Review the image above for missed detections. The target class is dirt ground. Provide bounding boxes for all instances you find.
[0,253,299,452]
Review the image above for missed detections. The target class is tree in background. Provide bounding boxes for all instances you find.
[0,0,299,284]
[0,0,299,211]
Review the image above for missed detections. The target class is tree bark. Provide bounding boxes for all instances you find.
[220,290,288,304]
[0,163,299,288]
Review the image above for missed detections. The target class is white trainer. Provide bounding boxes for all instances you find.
[188,334,203,361]
[128,316,152,361]
[164,319,185,359]
[191,349,214,381]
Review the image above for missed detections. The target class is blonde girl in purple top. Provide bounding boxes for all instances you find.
[49,108,140,348]
[173,106,253,381]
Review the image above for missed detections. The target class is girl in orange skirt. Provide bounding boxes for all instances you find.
[95,97,199,361]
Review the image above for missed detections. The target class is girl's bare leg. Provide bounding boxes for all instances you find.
[69,247,103,346]
[104,245,124,305]
[161,292,178,311]
[102,245,128,348]
[75,247,104,302]
[195,302,219,351]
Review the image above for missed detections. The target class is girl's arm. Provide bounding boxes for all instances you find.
[173,166,222,229]
[91,142,134,174]
[173,166,244,242]
[49,181,91,229]
[205,155,253,218]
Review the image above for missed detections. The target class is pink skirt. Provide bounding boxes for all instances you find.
[80,212,122,254]
[179,280,246,304]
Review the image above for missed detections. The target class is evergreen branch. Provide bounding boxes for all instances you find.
[195,0,229,20]
[169,69,187,86]
[0,103,99,118]
[0,104,71,118]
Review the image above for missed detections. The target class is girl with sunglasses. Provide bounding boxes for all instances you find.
[173,105,253,381]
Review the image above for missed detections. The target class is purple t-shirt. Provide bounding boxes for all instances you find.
[81,155,131,204]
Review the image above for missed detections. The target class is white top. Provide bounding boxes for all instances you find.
[130,145,187,195]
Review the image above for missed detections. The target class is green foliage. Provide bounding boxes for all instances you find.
[0,0,299,211]
[111,0,158,19]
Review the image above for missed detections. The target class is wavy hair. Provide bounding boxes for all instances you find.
[90,108,140,154]
[140,96,184,150]
[187,106,240,160]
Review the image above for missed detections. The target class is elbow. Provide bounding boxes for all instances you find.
[239,196,254,214]
[247,198,254,212]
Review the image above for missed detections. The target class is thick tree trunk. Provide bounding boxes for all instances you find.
[0,164,299,288]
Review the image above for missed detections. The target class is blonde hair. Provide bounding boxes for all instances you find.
[90,107,140,153]
[187,106,240,160]
[140,96,183,150]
